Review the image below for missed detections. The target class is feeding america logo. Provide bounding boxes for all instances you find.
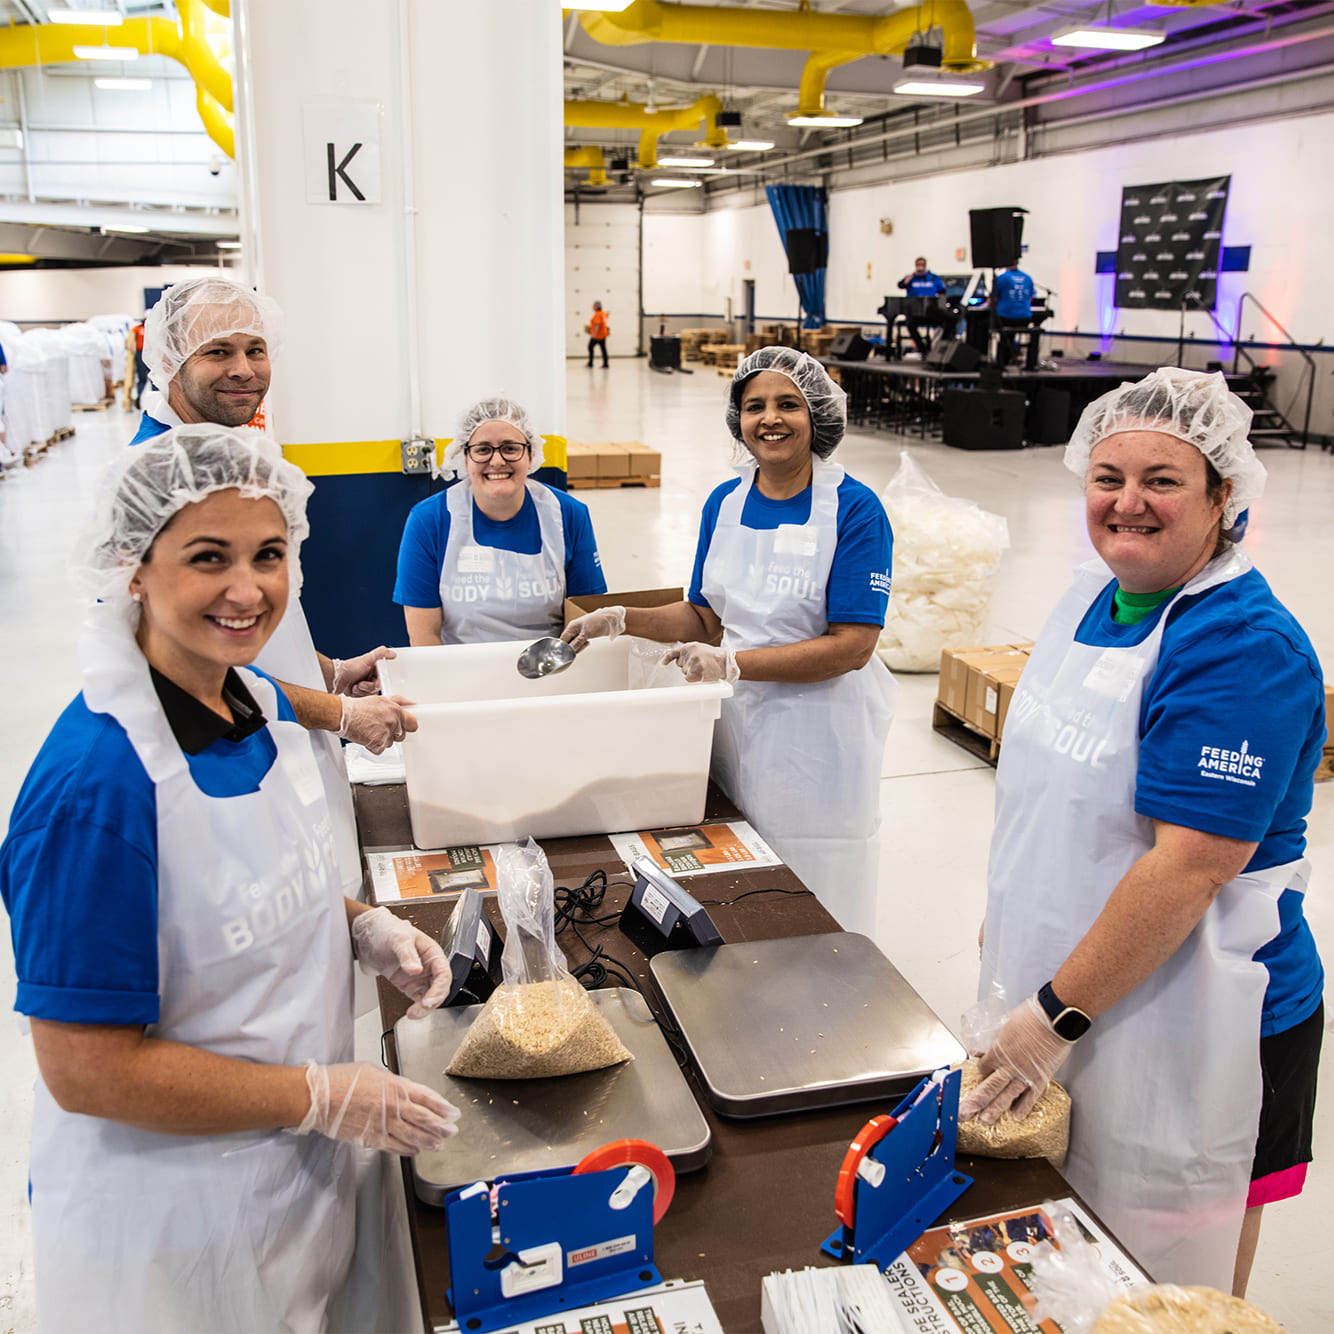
[1198,739,1265,787]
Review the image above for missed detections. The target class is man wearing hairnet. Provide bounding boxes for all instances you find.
[134,277,414,901]
[962,368,1324,1295]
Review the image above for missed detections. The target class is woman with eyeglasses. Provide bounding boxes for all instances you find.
[394,397,607,644]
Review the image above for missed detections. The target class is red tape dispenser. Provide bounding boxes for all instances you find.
[822,1067,972,1268]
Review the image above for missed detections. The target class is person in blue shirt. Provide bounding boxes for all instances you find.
[897,256,948,357]
[991,263,1038,368]
[962,368,1323,1298]
[561,348,896,935]
[395,396,606,644]
[0,425,460,1333]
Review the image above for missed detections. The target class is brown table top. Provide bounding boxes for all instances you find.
[356,783,1086,1333]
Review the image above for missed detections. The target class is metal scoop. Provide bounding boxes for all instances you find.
[516,636,576,680]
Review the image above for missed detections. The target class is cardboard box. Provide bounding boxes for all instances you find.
[595,444,632,478]
[565,441,599,481]
[619,441,662,478]
[963,654,1029,736]
[563,587,685,628]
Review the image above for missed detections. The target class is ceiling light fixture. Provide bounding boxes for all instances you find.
[94,77,151,90]
[893,78,986,97]
[658,155,714,168]
[650,178,703,188]
[102,224,149,234]
[566,0,634,10]
[49,7,123,24]
[73,44,140,60]
[787,114,864,128]
[728,139,775,151]
[216,240,242,249]
[1051,26,1165,49]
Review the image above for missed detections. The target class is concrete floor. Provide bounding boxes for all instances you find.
[0,364,1330,1328]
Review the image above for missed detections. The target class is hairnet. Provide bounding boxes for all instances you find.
[143,276,283,391]
[74,425,313,610]
[1064,367,1264,528]
[436,396,546,480]
[726,346,848,459]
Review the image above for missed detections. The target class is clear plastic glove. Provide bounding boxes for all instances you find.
[663,641,740,684]
[338,695,417,755]
[331,646,395,697]
[560,605,626,653]
[352,906,450,1018]
[958,994,1076,1125]
[294,1060,460,1155]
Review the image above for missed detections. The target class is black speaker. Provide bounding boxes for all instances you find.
[828,331,871,360]
[925,339,981,372]
[942,388,1026,450]
[650,335,681,370]
[785,227,828,275]
[969,207,1026,268]
[1026,387,1072,445]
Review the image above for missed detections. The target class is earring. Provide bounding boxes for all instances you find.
[131,592,142,603]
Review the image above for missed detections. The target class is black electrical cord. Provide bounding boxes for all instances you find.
[698,885,814,907]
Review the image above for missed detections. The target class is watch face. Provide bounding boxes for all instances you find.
[1054,1009,1092,1041]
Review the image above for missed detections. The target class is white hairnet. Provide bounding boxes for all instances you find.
[143,276,283,391]
[436,396,546,480]
[1064,367,1264,528]
[726,346,848,459]
[74,425,313,611]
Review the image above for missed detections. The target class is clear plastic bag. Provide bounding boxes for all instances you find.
[446,838,632,1079]
[876,451,1010,672]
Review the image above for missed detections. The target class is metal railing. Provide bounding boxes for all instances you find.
[1231,293,1315,447]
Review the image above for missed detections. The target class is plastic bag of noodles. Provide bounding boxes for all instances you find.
[446,838,632,1079]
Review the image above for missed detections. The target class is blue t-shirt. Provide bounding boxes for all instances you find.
[688,472,892,627]
[900,272,946,300]
[129,411,169,445]
[994,269,1036,320]
[0,671,296,1026]
[393,482,606,609]
[1074,568,1326,1035]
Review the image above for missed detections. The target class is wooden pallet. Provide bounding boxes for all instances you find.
[567,475,662,490]
[931,698,1002,765]
[73,397,114,412]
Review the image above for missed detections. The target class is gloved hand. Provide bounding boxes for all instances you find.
[352,906,450,1018]
[957,994,1076,1125]
[338,695,417,755]
[560,605,626,653]
[663,642,740,684]
[331,646,395,697]
[295,1060,460,1156]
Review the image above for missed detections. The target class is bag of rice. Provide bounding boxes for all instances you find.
[956,1057,1071,1166]
[446,838,632,1079]
[1090,1286,1284,1334]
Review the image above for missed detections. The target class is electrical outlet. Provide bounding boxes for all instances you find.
[401,437,435,475]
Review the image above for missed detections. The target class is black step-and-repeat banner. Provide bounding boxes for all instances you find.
[1115,176,1230,311]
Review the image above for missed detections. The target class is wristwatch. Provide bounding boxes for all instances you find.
[1037,981,1093,1041]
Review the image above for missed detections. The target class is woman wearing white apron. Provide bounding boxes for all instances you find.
[0,426,461,1333]
[395,396,607,645]
[563,348,896,935]
[961,369,1325,1296]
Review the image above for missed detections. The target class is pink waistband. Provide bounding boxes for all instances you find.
[1248,1163,1308,1208]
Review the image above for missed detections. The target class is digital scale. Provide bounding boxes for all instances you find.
[650,933,966,1117]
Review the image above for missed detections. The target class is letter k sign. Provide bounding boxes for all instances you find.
[327,142,364,200]
[303,104,382,204]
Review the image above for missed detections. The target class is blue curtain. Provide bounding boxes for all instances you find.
[765,184,828,328]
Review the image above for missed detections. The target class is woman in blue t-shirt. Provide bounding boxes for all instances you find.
[562,347,896,935]
[962,368,1324,1297]
[394,396,606,645]
[0,426,460,1332]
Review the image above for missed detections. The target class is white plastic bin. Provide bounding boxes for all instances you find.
[379,638,732,849]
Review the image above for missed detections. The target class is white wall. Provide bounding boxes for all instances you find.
[566,202,640,358]
[0,263,230,323]
[646,110,1334,348]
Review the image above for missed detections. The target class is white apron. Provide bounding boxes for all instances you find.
[701,459,896,936]
[438,479,566,644]
[131,405,363,902]
[980,548,1302,1289]
[29,600,359,1333]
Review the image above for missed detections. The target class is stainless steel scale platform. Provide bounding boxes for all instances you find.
[395,986,711,1205]
[651,932,966,1117]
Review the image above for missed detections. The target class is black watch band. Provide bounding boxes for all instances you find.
[1037,981,1092,1041]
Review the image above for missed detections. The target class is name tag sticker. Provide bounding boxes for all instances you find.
[457,545,494,574]
[1082,649,1145,702]
[773,524,818,557]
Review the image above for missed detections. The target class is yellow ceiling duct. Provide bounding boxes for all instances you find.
[565,92,727,169]
[565,145,609,186]
[0,0,236,158]
[580,0,985,117]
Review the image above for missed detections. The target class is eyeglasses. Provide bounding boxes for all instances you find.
[464,442,529,462]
